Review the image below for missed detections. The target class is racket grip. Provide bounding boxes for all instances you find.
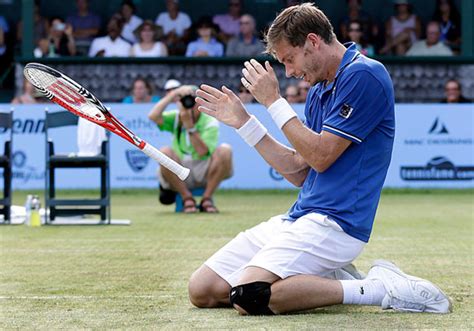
[141,142,190,181]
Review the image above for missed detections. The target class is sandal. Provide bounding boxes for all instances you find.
[183,197,198,213]
[199,197,219,213]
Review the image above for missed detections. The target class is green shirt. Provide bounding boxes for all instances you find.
[157,110,219,160]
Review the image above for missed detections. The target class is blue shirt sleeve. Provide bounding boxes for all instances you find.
[322,70,390,144]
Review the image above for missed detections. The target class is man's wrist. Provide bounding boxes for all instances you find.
[236,115,268,147]
[267,97,297,129]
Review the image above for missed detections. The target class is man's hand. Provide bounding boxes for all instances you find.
[173,85,195,100]
[241,59,281,108]
[196,84,250,129]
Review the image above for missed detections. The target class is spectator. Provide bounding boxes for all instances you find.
[441,79,471,103]
[432,0,461,53]
[380,0,422,55]
[346,20,374,57]
[285,84,300,104]
[185,17,224,57]
[155,0,192,55]
[11,80,44,104]
[34,17,76,57]
[130,20,167,57]
[122,77,160,103]
[0,17,6,58]
[88,14,131,57]
[213,0,242,44]
[237,82,254,104]
[338,0,378,47]
[406,21,453,56]
[120,0,143,44]
[226,14,265,57]
[297,80,311,103]
[66,0,101,55]
[16,2,49,47]
[148,85,233,213]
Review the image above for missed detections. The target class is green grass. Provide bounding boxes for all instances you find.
[1,189,473,329]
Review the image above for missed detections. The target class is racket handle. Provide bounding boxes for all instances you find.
[141,142,190,181]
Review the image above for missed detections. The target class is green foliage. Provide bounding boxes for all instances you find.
[1,190,472,329]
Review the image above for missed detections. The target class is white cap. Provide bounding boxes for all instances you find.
[164,79,182,90]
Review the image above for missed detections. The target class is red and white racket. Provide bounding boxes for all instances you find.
[23,62,190,180]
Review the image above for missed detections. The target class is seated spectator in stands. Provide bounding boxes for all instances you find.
[432,0,461,54]
[346,20,374,57]
[185,17,224,57]
[339,0,378,47]
[441,79,471,103]
[122,77,160,104]
[297,80,311,103]
[226,14,265,57]
[88,14,131,57]
[380,0,422,55]
[285,84,300,104]
[148,85,233,213]
[213,0,242,44]
[237,82,254,104]
[67,0,101,55]
[130,20,167,57]
[120,0,143,44]
[34,17,76,57]
[16,2,49,48]
[406,21,453,56]
[11,80,44,104]
[155,0,192,55]
[0,15,7,57]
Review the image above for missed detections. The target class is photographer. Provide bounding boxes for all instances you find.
[148,85,233,213]
[34,17,76,57]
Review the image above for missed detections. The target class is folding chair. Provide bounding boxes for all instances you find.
[0,111,12,224]
[45,110,110,224]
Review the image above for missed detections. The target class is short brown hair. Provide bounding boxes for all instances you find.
[264,3,335,55]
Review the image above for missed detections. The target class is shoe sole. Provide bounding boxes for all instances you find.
[372,259,453,313]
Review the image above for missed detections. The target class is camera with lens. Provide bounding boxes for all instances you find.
[180,94,196,109]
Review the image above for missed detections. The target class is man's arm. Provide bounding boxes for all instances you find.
[241,60,351,172]
[196,85,310,186]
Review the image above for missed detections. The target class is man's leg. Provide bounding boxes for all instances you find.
[188,265,231,308]
[202,143,233,199]
[158,147,193,200]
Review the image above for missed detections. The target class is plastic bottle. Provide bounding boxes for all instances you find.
[30,195,41,227]
[25,194,33,226]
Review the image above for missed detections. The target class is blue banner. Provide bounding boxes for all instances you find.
[1,103,472,190]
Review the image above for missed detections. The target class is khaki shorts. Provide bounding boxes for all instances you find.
[158,157,211,190]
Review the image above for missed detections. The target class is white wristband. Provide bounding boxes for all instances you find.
[267,97,297,129]
[236,115,268,147]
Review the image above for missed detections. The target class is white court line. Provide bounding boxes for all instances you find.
[0,295,173,300]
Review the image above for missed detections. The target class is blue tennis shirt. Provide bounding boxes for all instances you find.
[287,43,395,242]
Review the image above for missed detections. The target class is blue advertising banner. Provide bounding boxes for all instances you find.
[1,103,472,190]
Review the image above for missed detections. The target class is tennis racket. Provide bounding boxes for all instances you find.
[23,62,190,180]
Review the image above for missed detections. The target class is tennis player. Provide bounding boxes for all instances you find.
[189,3,452,315]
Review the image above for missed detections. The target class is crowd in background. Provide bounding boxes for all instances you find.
[0,0,464,60]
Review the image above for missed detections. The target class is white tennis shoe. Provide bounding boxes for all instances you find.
[367,260,452,314]
[333,263,366,280]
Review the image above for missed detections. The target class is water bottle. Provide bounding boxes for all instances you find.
[30,195,41,227]
[24,194,33,226]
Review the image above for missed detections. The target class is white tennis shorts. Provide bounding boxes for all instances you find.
[205,212,366,286]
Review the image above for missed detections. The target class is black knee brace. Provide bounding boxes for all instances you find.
[229,281,274,315]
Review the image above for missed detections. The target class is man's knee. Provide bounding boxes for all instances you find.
[213,143,233,163]
[188,266,230,308]
[229,282,275,315]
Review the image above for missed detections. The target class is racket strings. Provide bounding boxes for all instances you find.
[25,68,105,122]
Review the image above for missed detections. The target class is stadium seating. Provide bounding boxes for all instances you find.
[15,62,474,104]
[44,110,110,224]
[0,111,12,223]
